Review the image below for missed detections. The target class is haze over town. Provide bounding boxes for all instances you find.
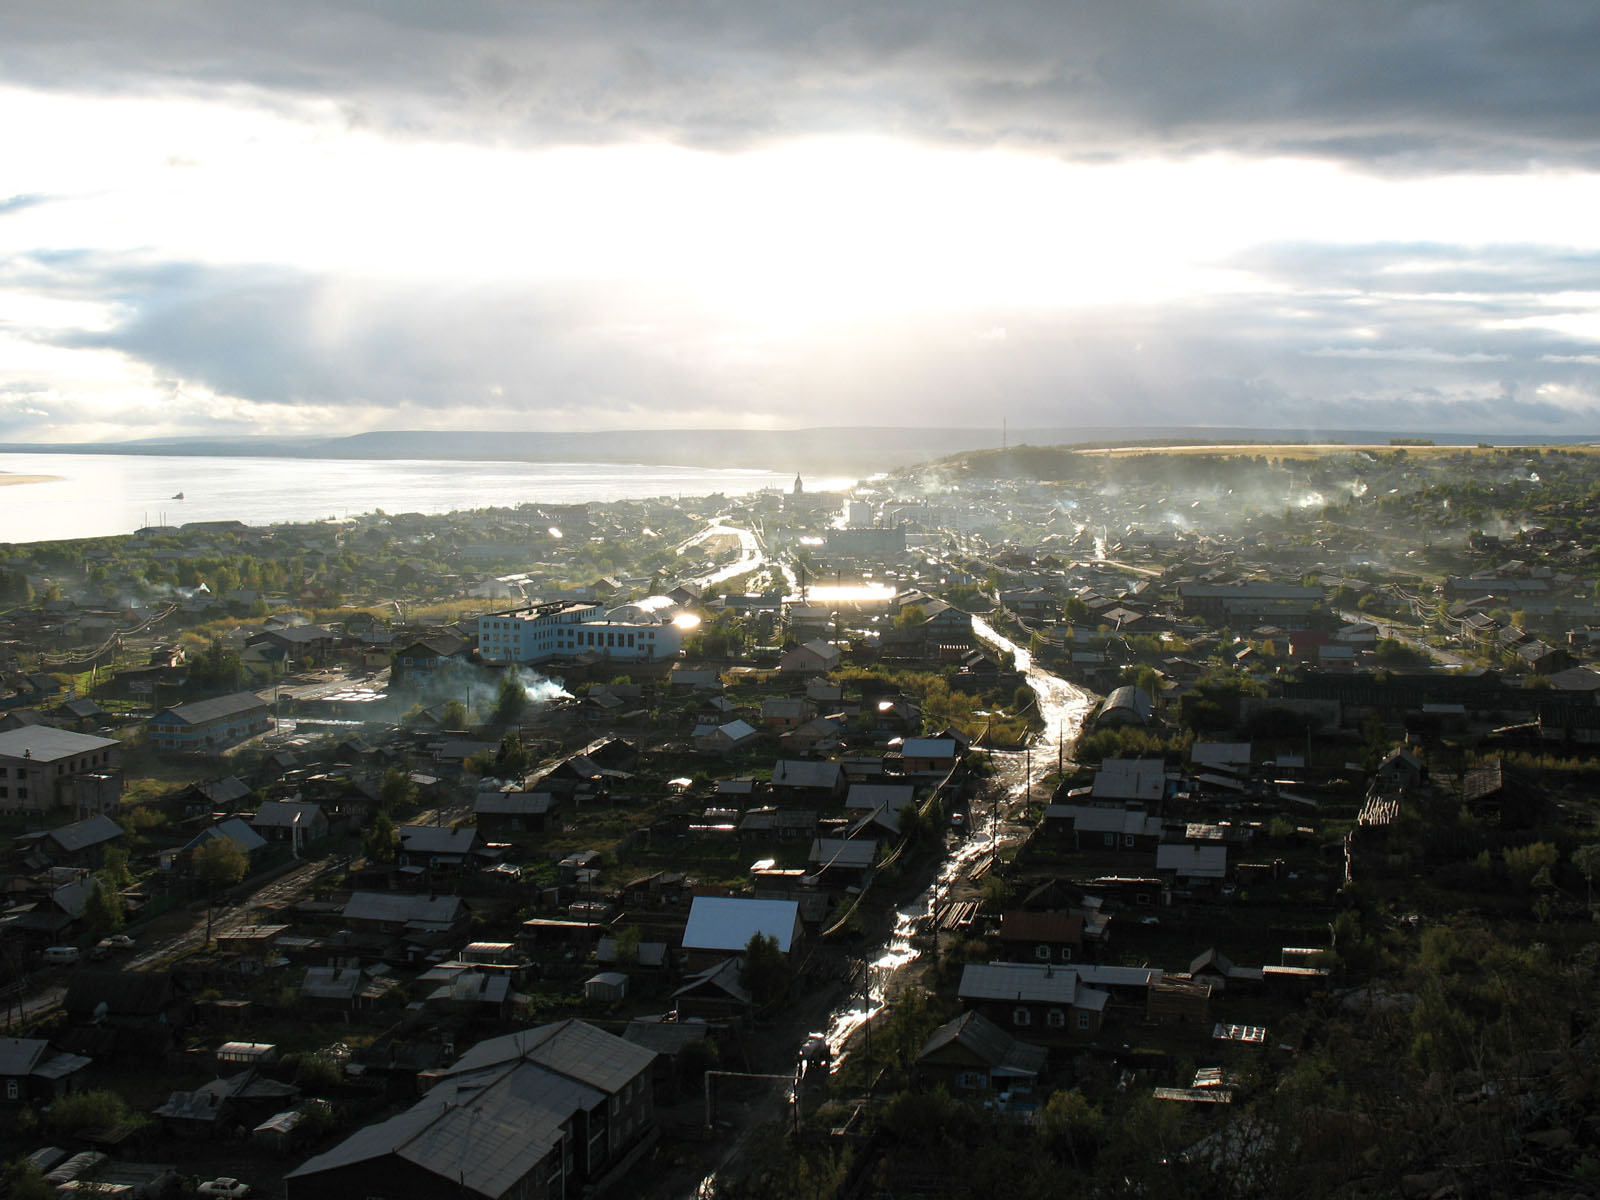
[3,2,1600,445]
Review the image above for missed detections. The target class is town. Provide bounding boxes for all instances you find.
[2,440,1600,1200]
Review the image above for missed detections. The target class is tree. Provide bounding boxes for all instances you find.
[192,834,248,946]
[1573,842,1600,909]
[739,933,793,1008]
[0,1160,55,1200]
[100,846,132,890]
[441,698,470,729]
[612,924,642,967]
[192,836,248,890]
[1041,1088,1103,1170]
[83,876,125,936]
[363,811,400,864]
[495,732,532,778]
[378,767,417,813]
[494,672,528,725]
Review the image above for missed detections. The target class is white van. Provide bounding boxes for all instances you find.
[43,946,81,965]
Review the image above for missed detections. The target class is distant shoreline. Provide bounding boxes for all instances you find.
[0,472,62,486]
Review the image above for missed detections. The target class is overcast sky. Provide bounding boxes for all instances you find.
[3,1,1599,444]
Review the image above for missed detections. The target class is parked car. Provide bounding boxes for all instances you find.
[198,1179,251,1199]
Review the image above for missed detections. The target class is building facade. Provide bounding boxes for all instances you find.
[478,599,685,666]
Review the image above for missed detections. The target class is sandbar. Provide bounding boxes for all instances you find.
[0,473,63,486]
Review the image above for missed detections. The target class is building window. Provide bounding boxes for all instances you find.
[1047,1008,1066,1029]
[1077,1012,1091,1031]
[1123,834,1135,847]
[1034,944,1051,961]
[5,1080,18,1100]
[1104,833,1116,847]
[1011,1006,1031,1027]
[956,1071,987,1089]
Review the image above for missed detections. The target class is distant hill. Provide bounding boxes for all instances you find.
[1,426,1589,476]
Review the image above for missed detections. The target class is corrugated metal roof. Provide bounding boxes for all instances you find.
[155,691,268,726]
[958,962,1080,1005]
[682,896,801,953]
[45,815,124,854]
[344,892,464,926]
[438,1019,656,1095]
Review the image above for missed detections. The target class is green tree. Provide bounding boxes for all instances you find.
[1572,842,1600,908]
[100,846,132,890]
[739,933,793,1008]
[0,1160,55,1200]
[192,834,249,946]
[363,811,400,864]
[192,835,248,890]
[1041,1088,1103,1170]
[441,698,469,729]
[46,1088,138,1135]
[612,924,642,967]
[495,732,532,778]
[378,767,417,813]
[83,876,126,936]
[494,673,528,725]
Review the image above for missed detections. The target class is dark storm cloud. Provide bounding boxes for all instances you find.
[3,2,1599,169]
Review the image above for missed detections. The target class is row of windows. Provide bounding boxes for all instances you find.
[0,750,113,778]
[1012,1006,1091,1031]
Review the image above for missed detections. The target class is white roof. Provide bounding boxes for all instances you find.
[1091,758,1165,801]
[958,962,1080,1005]
[682,896,802,954]
[808,838,878,869]
[1075,964,1162,989]
[846,783,914,811]
[1191,742,1252,769]
[1157,843,1228,878]
[0,727,118,764]
[902,737,958,759]
[1049,805,1162,837]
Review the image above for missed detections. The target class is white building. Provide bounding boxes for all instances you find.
[478,597,686,666]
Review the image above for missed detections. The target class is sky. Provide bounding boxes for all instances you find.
[2,1,1600,444]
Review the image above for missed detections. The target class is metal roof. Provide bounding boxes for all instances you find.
[846,784,914,810]
[251,800,325,829]
[916,1011,1047,1078]
[155,691,268,726]
[344,892,464,926]
[808,838,877,870]
[290,1061,596,1196]
[437,1019,656,1095]
[0,727,118,763]
[45,815,124,854]
[958,962,1081,1005]
[770,759,842,789]
[1156,844,1228,878]
[182,818,267,855]
[682,896,801,954]
[400,825,480,855]
[0,1036,48,1076]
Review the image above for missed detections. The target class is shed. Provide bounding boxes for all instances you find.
[584,973,629,1004]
